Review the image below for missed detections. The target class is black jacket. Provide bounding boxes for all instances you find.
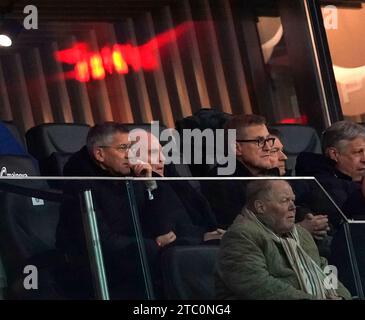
[56,147,211,258]
[295,152,365,227]
[202,161,280,228]
[56,147,216,297]
[57,146,160,256]
[164,164,217,232]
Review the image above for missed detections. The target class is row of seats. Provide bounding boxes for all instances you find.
[0,184,218,299]
[1,120,322,179]
[0,117,322,300]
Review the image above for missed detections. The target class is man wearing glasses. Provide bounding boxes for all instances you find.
[56,122,176,298]
[204,115,330,247]
[203,114,279,229]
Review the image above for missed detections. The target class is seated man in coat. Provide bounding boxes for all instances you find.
[56,122,185,298]
[268,127,330,243]
[268,127,288,177]
[296,120,365,295]
[128,129,224,244]
[203,114,329,241]
[203,114,279,228]
[215,179,351,300]
[296,120,365,224]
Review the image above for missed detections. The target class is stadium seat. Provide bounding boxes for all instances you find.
[25,123,90,177]
[0,188,64,299]
[160,245,219,300]
[0,155,39,175]
[0,155,41,189]
[269,124,322,175]
[47,152,74,177]
[1,121,25,148]
[0,121,27,156]
[0,256,5,299]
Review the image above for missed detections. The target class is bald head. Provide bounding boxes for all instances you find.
[246,180,296,235]
[128,129,165,176]
[246,180,275,206]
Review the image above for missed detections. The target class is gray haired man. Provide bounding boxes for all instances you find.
[296,120,365,222]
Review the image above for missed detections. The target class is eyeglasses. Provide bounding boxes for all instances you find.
[98,144,132,151]
[236,137,275,148]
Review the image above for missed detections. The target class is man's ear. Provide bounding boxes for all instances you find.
[235,142,243,156]
[326,147,339,163]
[93,147,104,163]
[254,200,265,214]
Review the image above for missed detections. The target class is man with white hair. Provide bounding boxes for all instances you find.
[216,180,351,300]
[129,129,224,244]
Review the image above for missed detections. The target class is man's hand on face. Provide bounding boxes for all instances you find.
[131,160,153,177]
[298,213,330,240]
[155,231,176,247]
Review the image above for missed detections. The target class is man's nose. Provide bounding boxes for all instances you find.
[361,151,365,162]
[280,150,288,160]
[289,203,296,211]
[262,143,270,151]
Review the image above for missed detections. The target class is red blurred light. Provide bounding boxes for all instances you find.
[101,47,114,74]
[54,22,193,82]
[279,115,308,125]
[112,45,129,74]
[75,60,90,82]
[90,54,105,80]
[55,43,88,64]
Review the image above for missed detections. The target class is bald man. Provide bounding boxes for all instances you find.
[128,129,224,244]
[216,180,351,300]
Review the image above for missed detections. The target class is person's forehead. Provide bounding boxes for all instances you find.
[346,137,365,150]
[241,124,269,138]
[149,134,161,147]
[271,181,294,196]
[129,130,161,148]
[141,133,161,152]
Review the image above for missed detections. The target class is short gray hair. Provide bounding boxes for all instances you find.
[322,120,365,152]
[86,122,129,154]
[245,180,277,207]
[224,114,266,138]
